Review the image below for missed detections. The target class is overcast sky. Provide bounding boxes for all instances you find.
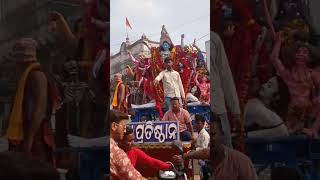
[110,0,210,55]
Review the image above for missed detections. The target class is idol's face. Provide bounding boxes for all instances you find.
[295,47,309,65]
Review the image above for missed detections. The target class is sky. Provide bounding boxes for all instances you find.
[110,0,210,55]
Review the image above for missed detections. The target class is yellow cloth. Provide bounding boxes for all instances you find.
[112,81,121,107]
[171,47,176,60]
[6,62,40,142]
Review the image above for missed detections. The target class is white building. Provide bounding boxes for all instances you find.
[205,40,210,72]
[110,34,160,77]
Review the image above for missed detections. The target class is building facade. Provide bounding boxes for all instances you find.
[110,34,160,78]
[205,40,210,72]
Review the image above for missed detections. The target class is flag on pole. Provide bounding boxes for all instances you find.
[125,17,133,30]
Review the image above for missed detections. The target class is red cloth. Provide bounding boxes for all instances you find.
[221,0,261,108]
[85,0,106,61]
[150,48,165,117]
[177,57,192,93]
[218,0,271,153]
[127,148,172,171]
[232,0,254,23]
[212,0,223,32]
[135,144,194,178]
[256,43,273,84]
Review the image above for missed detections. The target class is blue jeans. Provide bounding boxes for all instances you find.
[164,97,182,110]
[217,113,233,149]
[180,130,192,141]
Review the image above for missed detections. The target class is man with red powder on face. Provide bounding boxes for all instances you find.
[118,126,173,172]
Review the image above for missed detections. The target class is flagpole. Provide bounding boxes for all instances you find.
[125,17,128,40]
[126,26,128,39]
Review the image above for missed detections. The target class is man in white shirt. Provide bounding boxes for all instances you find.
[154,57,185,109]
[193,115,210,179]
[194,115,210,150]
[211,31,241,148]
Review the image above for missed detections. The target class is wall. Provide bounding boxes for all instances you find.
[110,40,159,77]
[205,40,210,72]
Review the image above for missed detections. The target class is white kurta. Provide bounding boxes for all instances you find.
[244,98,289,139]
[210,31,240,115]
[155,69,185,98]
[195,128,210,150]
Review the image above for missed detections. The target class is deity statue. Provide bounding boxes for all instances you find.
[160,25,174,61]
[195,72,210,104]
[271,33,320,137]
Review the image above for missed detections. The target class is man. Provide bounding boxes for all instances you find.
[110,110,145,180]
[162,97,194,141]
[173,120,258,180]
[193,115,210,179]
[154,57,185,109]
[111,73,127,113]
[6,38,60,163]
[211,31,241,148]
[194,115,210,150]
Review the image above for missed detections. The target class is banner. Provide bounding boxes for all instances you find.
[128,121,179,143]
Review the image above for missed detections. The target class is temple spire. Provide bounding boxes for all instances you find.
[126,33,130,45]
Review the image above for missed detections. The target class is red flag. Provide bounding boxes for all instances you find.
[125,17,133,30]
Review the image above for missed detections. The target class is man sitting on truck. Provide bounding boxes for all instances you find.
[162,97,195,141]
